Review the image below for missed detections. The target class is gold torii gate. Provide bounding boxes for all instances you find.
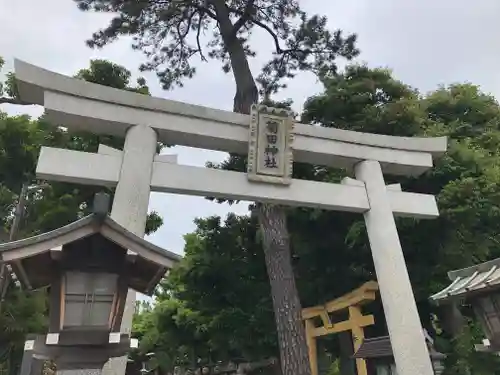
[302,282,379,375]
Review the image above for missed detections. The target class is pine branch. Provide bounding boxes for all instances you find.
[192,2,217,20]
[227,6,285,54]
[231,0,256,37]
[196,13,207,62]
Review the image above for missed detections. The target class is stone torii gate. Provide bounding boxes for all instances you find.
[14,60,447,375]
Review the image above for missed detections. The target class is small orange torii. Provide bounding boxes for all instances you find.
[301,281,379,375]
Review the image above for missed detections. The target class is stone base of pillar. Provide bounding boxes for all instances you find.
[58,369,102,375]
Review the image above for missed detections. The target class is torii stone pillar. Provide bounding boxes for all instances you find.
[104,125,157,375]
[355,161,434,375]
[60,125,157,375]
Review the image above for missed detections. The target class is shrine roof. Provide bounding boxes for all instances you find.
[352,335,445,360]
[430,258,500,304]
[0,212,182,294]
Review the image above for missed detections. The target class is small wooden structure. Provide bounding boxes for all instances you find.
[302,282,379,375]
[430,257,500,353]
[352,332,446,375]
[0,194,181,371]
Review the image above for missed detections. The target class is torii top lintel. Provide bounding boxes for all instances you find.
[14,59,447,176]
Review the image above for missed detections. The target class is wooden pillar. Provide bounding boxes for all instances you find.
[349,306,368,375]
[305,319,318,375]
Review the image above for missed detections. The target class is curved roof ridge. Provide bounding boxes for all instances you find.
[0,213,181,266]
[0,214,95,255]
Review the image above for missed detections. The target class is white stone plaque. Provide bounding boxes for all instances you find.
[24,340,35,351]
[247,104,294,185]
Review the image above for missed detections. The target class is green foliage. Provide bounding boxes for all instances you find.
[134,65,500,374]
[0,288,47,375]
[135,214,277,369]
[301,68,500,373]
[134,297,211,370]
[0,113,50,375]
[325,360,340,375]
[75,59,151,95]
[436,320,500,375]
[0,58,21,103]
[302,65,422,136]
[0,114,43,189]
[172,215,276,360]
[0,56,163,373]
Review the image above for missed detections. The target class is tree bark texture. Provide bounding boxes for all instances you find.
[437,303,466,338]
[209,2,312,374]
[257,204,311,375]
[0,182,28,313]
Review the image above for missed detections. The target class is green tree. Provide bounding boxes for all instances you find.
[0,57,22,105]
[0,113,48,375]
[73,2,359,373]
[0,57,162,237]
[301,66,500,374]
[134,297,212,372]
[136,65,500,375]
[133,214,278,374]
[0,57,163,375]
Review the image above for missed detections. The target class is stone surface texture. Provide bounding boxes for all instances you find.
[104,125,157,375]
[37,147,440,219]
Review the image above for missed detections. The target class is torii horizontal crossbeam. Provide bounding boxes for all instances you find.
[15,60,447,176]
[37,147,439,218]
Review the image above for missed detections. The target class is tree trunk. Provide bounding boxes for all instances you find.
[257,204,311,375]
[437,303,466,338]
[0,182,28,313]
[210,2,312,375]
